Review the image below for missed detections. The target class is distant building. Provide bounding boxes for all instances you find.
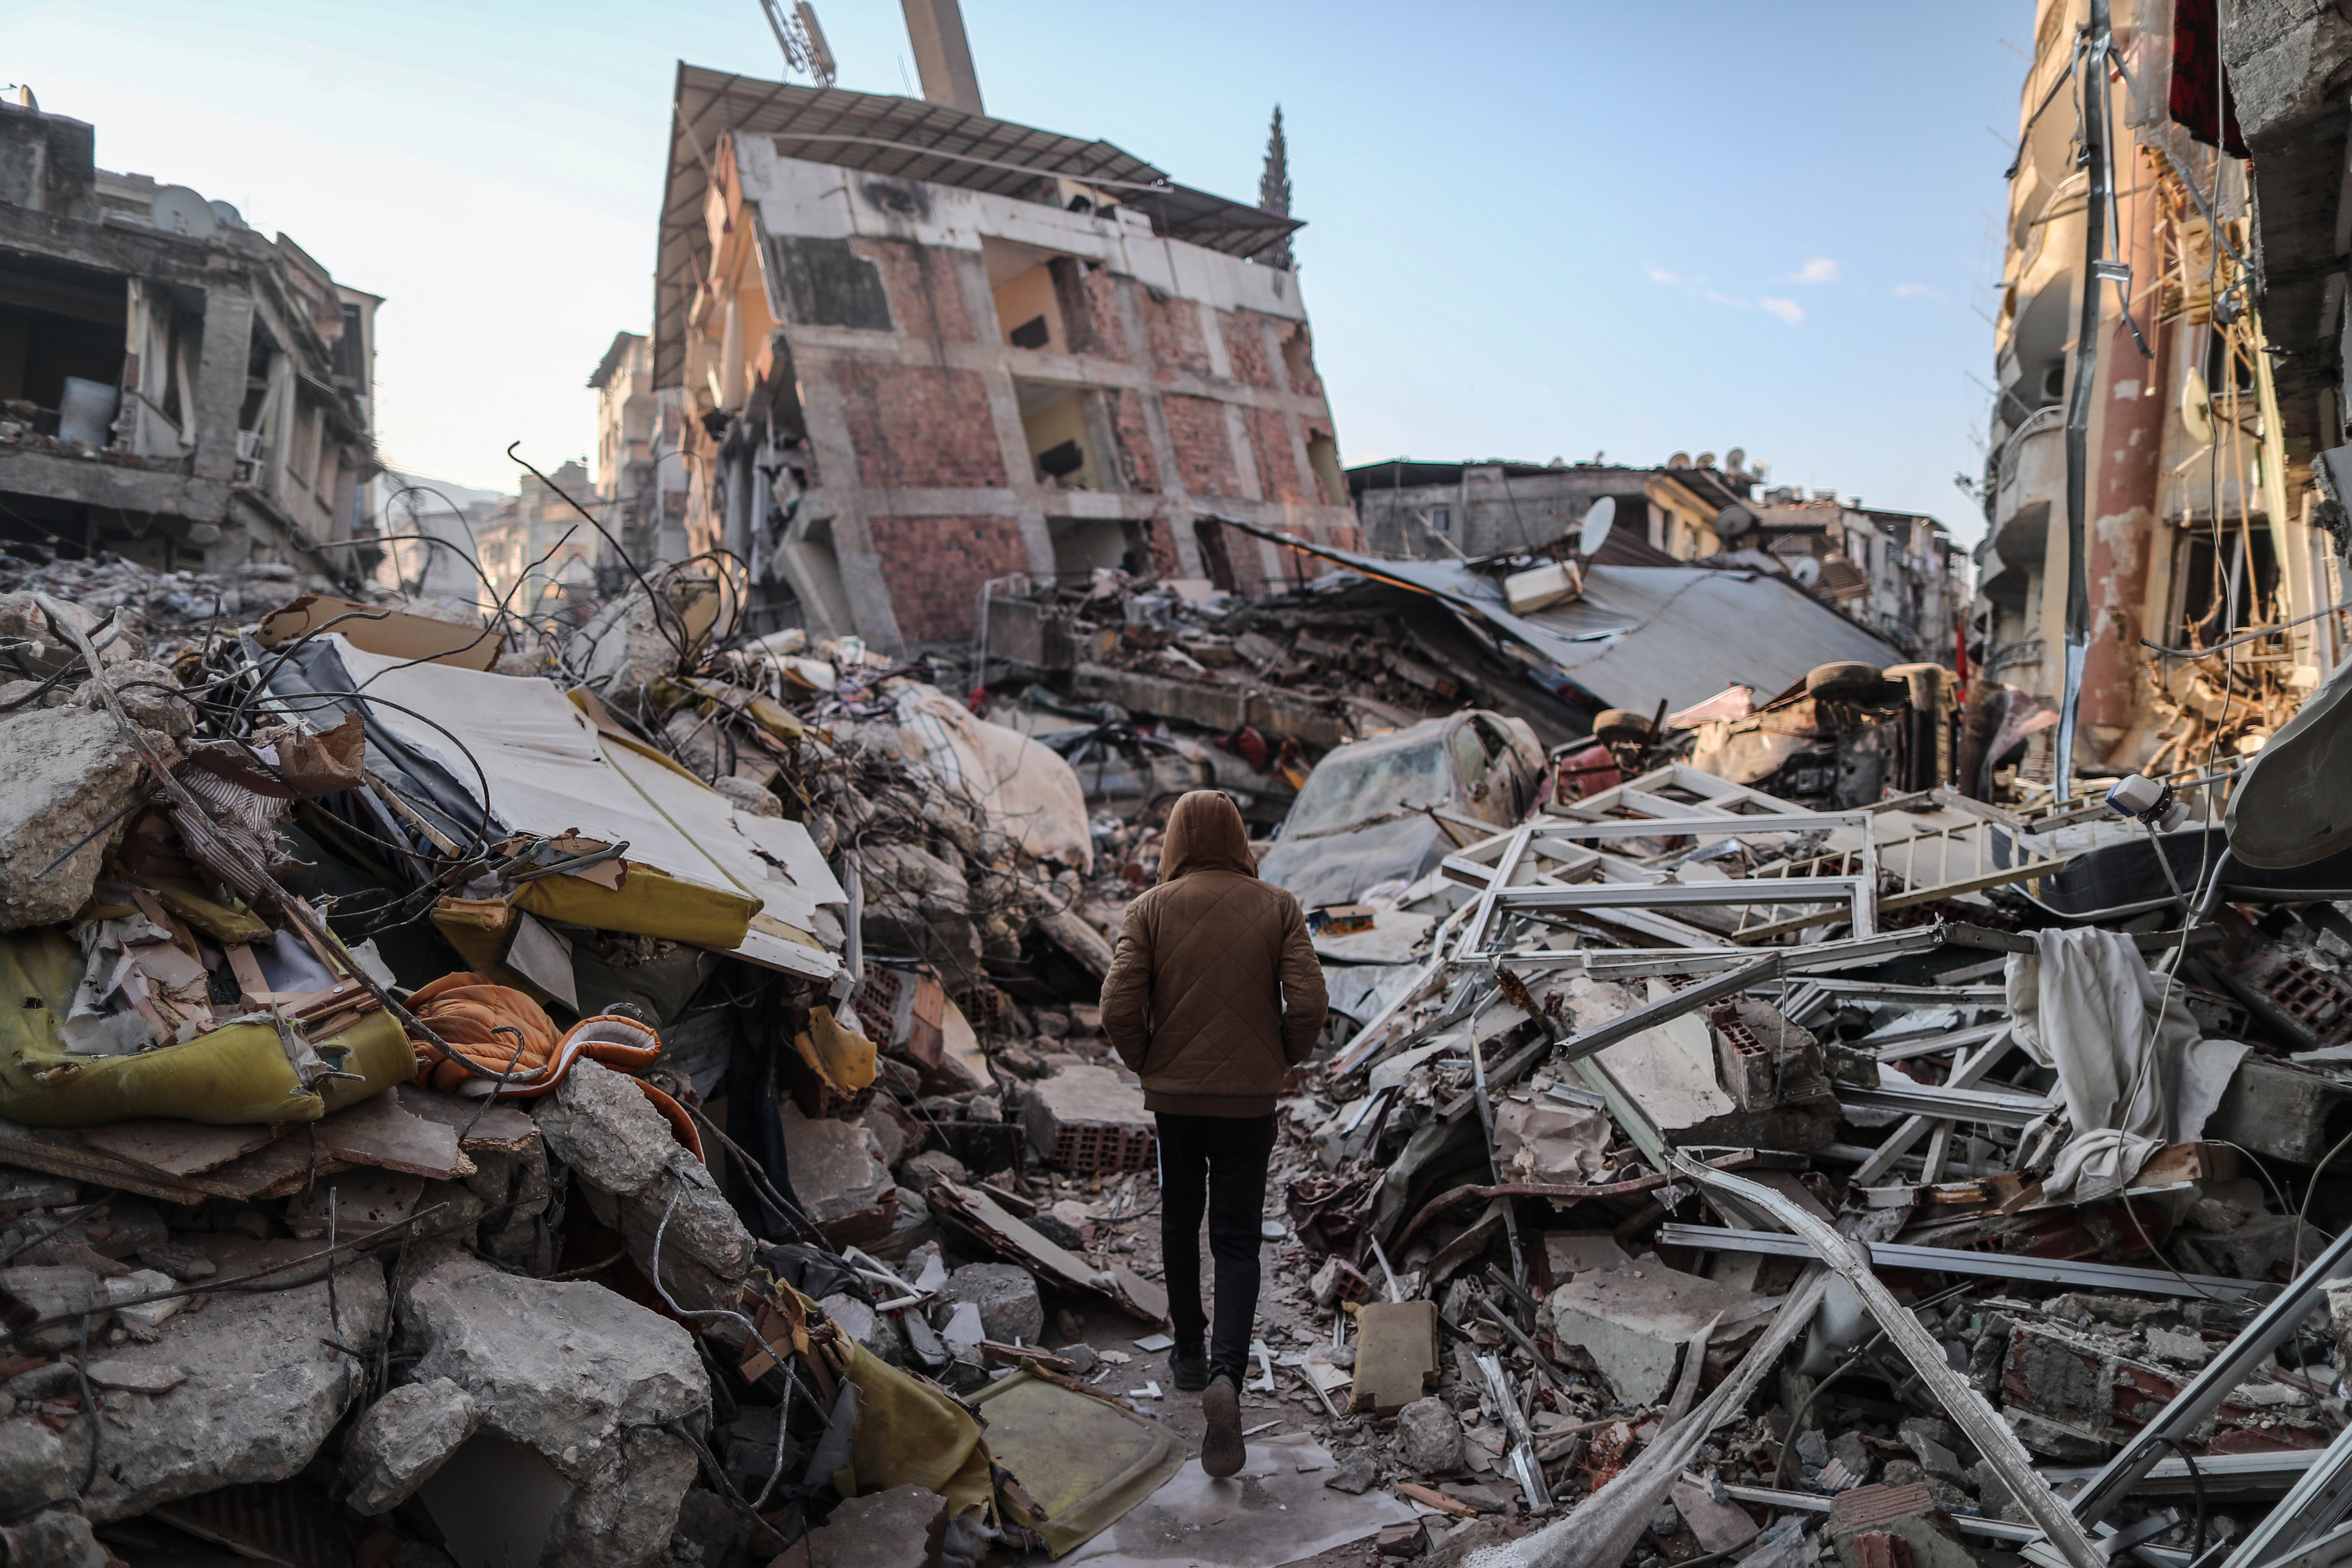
[471,459,597,623]
[646,64,1357,652]
[370,469,504,613]
[0,95,380,579]
[588,330,690,585]
[1349,456,1964,661]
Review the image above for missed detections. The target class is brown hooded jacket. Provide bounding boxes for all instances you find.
[1099,790,1327,1117]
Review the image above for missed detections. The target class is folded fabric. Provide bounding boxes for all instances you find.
[407,979,668,1109]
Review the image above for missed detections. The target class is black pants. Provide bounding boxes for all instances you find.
[1156,1111,1277,1386]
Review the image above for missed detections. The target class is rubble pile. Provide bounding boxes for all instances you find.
[9,542,2352,1568]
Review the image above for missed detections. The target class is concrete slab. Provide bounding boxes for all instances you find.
[1350,1300,1439,1414]
[1548,1264,1768,1406]
[1060,1434,1418,1568]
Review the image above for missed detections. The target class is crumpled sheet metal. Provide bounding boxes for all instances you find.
[1464,1269,1830,1568]
[1660,1149,2106,1568]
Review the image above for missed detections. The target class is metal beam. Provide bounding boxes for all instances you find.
[2070,1219,2352,1526]
[1836,1081,2051,1127]
[1654,1225,2263,1299]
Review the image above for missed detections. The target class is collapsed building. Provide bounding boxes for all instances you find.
[0,95,382,583]
[638,63,1357,656]
[1352,456,1967,663]
[1969,0,2352,792]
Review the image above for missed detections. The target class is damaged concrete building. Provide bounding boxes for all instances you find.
[0,95,381,580]
[1352,455,1966,662]
[1969,0,2352,790]
[648,62,1357,655]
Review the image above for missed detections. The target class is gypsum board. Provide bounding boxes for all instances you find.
[1652,1224,2263,1298]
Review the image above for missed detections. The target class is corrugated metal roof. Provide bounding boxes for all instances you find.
[1209,516,1904,715]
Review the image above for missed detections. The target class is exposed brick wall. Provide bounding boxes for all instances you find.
[1110,389,1159,493]
[1163,394,1239,497]
[1142,291,1213,379]
[1050,258,1127,361]
[1221,311,1279,390]
[867,514,1028,642]
[849,237,975,343]
[832,362,1005,490]
[1244,406,1306,503]
[1139,517,1181,578]
[1278,319,1324,398]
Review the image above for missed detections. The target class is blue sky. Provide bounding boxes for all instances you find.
[9,0,2031,540]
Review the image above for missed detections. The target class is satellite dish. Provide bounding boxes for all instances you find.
[2181,368,2214,445]
[151,186,216,239]
[208,199,248,231]
[1712,502,1757,538]
[1579,496,1617,556]
[1788,556,1823,587]
[1724,447,1747,474]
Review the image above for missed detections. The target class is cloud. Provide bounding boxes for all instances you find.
[1893,282,1948,303]
[1782,257,1840,285]
[1647,266,1805,325]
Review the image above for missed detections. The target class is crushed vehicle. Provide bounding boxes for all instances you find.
[1256,710,1546,910]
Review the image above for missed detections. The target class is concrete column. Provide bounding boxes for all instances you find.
[190,281,255,484]
[2079,155,2170,759]
[900,0,983,114]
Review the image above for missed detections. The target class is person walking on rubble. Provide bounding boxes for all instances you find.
[1100,789,1326,1480]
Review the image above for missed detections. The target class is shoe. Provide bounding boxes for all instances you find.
[1170,1348,1209,1392]
[1200,1374,1244,1479]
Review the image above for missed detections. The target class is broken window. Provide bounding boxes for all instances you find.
[0,254,126,438]
[2172,521,2278,644]
[983,237,1068,354]
[1015,377,1098,489]
[1427,505,1450,536]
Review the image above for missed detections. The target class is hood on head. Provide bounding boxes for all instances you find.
[1158,790,1257,880]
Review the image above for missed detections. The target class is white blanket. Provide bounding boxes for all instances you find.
[2006,927,2246,1203]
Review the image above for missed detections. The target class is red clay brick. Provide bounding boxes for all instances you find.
[1143,292,1214,379]
[1051,260,1127,361]
[850,238,975,343]
[867,514,1029,642]
[1221,311,1279,390]
[1163,394,1239,498]
[833,362,1005,489]
[1111,390,1158,493]
[1243,406,1305,503]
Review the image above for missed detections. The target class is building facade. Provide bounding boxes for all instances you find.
[1970,0,2352,786]
[0,96,379,579]
[649,67,1359,653]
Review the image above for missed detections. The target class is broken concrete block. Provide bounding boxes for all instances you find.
[1023,1064,1155,1173]
[1829,1430,1877,1485]
[0,1505,109,1568]
[77,1259,387,1522]
[1895,1418,1967,1488]
[1350,1300,1439,1414]
[821,1292,908,1366]
[0,1265,107,1352]
[1397,1396,1466,1474]
[0,1416,73,1514]
[897,1150,968,1196]
[536,1060,753,1313]
[795,1482,946,1568]
[1669,1478,1761,1556]
[398,1254,707,1568]
[1326,1449,1380,1494]
[1827,1484,1974,1568]
[0,707,160,931]
[106,1268,183,1331]
[1547,1264,1765,1406]
[2144,1326,2211,1366]
[342,1377,481,1515]
[940,1263,1042,1344]
[778,1100,897,1245]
